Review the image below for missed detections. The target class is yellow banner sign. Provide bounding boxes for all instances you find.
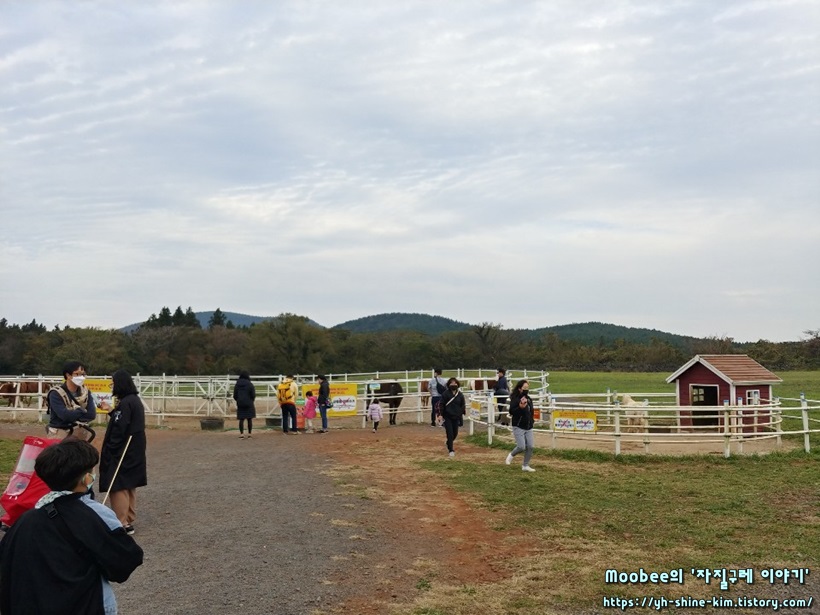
[85,378,113,412]
[301,382,358,417]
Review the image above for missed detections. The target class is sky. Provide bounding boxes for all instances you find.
[1,1,818,343]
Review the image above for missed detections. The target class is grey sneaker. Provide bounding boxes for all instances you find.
[505,453,513,465]
[522,465,536,472]
[448,451,455,458]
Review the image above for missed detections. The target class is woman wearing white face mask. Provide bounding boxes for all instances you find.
[46,360,106,439]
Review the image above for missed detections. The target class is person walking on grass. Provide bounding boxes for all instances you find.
[505,379,536,472]
[440,377,465,458]
[232,371,256,439]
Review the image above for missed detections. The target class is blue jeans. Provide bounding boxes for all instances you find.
[318,403,329,430]
[281,404,297,432]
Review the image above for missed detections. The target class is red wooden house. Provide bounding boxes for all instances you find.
[665,355,782,431]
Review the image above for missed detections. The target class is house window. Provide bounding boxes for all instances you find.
[692,387,705,403]
[747,390,760,405]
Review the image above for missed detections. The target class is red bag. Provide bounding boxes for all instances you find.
[0,436,61,528]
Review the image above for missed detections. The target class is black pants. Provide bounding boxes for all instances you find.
[443,415,461,452]
[239,418,253,434]
[373,420,380,431]
[281,404,297,432]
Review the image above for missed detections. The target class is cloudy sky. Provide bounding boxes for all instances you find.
[1,1,818,342]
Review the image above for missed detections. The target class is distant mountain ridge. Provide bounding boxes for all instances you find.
[121,310,700,346]
[333,313,471,335]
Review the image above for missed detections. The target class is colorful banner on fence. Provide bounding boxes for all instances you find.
[552,410,597,432]
[301,382,358,417]
[85,378,113,412]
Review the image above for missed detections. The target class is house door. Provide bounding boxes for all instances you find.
[691,385,719,427]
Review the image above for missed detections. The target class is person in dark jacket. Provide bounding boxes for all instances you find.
[0,439,143,615]
[316,375,330,433]
[492,367,510,425]
[440,377,466,458]
[99,370,147,534]
[505,379,536,472]
[232,371,257,439]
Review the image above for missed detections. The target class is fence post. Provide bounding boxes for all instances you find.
[613,401,621,456]
[723,406,731,458]
[487,393,495,445]
[801,393,810,453]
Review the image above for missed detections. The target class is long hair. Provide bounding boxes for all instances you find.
[512,379,529,396]
[112,369,138,398]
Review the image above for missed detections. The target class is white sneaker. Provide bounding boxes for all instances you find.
[448,451,455,458]
[505,453,513,465]
[522,465,536,472]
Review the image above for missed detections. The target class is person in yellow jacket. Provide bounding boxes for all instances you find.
[277,375,299,434]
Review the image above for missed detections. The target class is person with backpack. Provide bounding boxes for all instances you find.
[277,375,299,434]
[0,439,143,614]
[440,377,466,458]
[46,361,107,439]
[428,368,446,427]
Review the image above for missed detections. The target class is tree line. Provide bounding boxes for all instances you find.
[1,310,818,377]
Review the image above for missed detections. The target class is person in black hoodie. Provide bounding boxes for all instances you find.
[100,369,147,535]
[232,371,257,439]
[440,377,466,458]
[505,379,537,472]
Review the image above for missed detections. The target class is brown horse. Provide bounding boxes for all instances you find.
[0,381,52,407]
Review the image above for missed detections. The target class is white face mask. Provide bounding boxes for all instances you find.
[71,375,86,387]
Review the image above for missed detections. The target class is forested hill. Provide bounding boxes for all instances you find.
[526,322,701,348]
[332,313,697,347]
[333,313,471,335]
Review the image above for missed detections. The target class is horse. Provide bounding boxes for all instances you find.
[0,381,52,407]
[419,380,430,409]
[619,393,649,433]
[368,382,404,425]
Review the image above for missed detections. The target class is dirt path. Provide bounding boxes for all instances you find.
[0,421,523,615]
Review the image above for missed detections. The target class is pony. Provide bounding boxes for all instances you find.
[619,393,649,433]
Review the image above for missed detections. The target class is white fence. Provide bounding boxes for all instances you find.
[467,388,820,458]
[0,369,548,424]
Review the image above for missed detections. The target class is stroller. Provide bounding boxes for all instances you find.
[0,424,96,531]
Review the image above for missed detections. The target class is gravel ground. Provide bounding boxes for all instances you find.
[114,429,381,615]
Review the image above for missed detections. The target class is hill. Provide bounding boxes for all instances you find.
[332,313,471,335]
[526,322,701,348]
[120,311,281,333]
[120,310,699,347]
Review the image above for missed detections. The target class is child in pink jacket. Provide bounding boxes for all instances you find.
[304,391,318,433]
[368,399,383,432]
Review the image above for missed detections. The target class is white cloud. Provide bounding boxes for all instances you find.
[0,0,818,341]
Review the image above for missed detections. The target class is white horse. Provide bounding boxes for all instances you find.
[619,394,649,433]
